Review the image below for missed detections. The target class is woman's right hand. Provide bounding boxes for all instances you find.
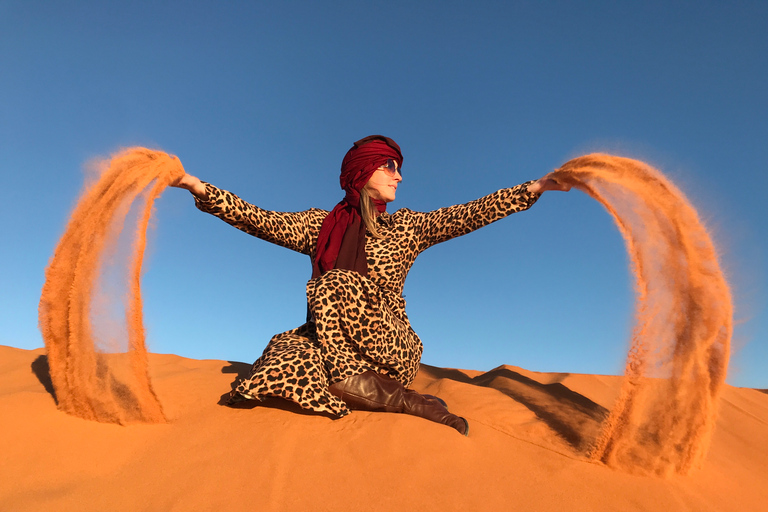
[527,173,572,194]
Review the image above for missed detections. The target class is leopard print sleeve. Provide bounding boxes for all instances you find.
[411,181,541,252]
[194,182,326,255]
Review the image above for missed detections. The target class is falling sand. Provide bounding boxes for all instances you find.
[553,154,733,476]
[38,148,184,424]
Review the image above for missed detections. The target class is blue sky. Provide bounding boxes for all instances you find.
[2,1,766,388]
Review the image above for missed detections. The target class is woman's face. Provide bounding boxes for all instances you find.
[364,160,402,203]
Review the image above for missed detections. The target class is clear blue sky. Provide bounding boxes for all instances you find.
[2,1,766,388]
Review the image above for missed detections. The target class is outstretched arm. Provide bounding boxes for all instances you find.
[412,173,570,252]
[412,181,540,251]
[170,172,324,255]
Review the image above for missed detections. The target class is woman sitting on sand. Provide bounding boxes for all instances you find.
[172,135,568,435]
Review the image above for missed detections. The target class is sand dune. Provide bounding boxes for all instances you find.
[1,344,766,512]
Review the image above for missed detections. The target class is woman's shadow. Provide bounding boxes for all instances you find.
[218,361,253,406]
[218,361,333,417]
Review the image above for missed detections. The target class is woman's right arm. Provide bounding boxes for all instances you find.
[171,173,323,255]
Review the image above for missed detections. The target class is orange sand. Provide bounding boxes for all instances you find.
[2,345,766,512]
[38,148,184,424]
[554,155,732,476]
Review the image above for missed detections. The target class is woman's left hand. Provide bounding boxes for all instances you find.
[527,173,572,194]
[171,173,209,200]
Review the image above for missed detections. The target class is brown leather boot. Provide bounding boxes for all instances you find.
[422,394,448,408]
[402,388,469,436]
[328,370,404,412]
[329,371,469,436]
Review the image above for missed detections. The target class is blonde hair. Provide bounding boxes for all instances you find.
[360,187,385,239]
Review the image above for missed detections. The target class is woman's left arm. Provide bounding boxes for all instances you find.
[412,175,569,251]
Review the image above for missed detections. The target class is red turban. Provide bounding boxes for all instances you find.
[312,136,403,279]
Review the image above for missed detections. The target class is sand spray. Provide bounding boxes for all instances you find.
[553,154,732,475]
[38,148,184,424]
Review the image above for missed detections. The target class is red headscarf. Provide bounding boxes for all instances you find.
[312,135,403,278]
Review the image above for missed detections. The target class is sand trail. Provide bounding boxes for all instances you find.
[553,154,733,475]
[38,148,184,424]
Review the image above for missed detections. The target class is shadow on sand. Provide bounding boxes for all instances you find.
[218,361,334,418]
[31,355,58,405]
[218,361,610,444]
[33,353,611,442]
[420,364,608,453]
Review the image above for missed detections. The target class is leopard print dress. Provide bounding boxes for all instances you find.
[195,181,540,417]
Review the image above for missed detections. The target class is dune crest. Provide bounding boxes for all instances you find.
[38,148,184,424]
[554,154,732,475]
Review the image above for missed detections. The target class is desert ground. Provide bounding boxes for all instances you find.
[1,344,766,512]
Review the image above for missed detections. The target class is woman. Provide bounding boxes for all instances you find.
[173,135,568,435]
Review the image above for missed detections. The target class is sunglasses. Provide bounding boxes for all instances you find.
[378,159,401,178]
